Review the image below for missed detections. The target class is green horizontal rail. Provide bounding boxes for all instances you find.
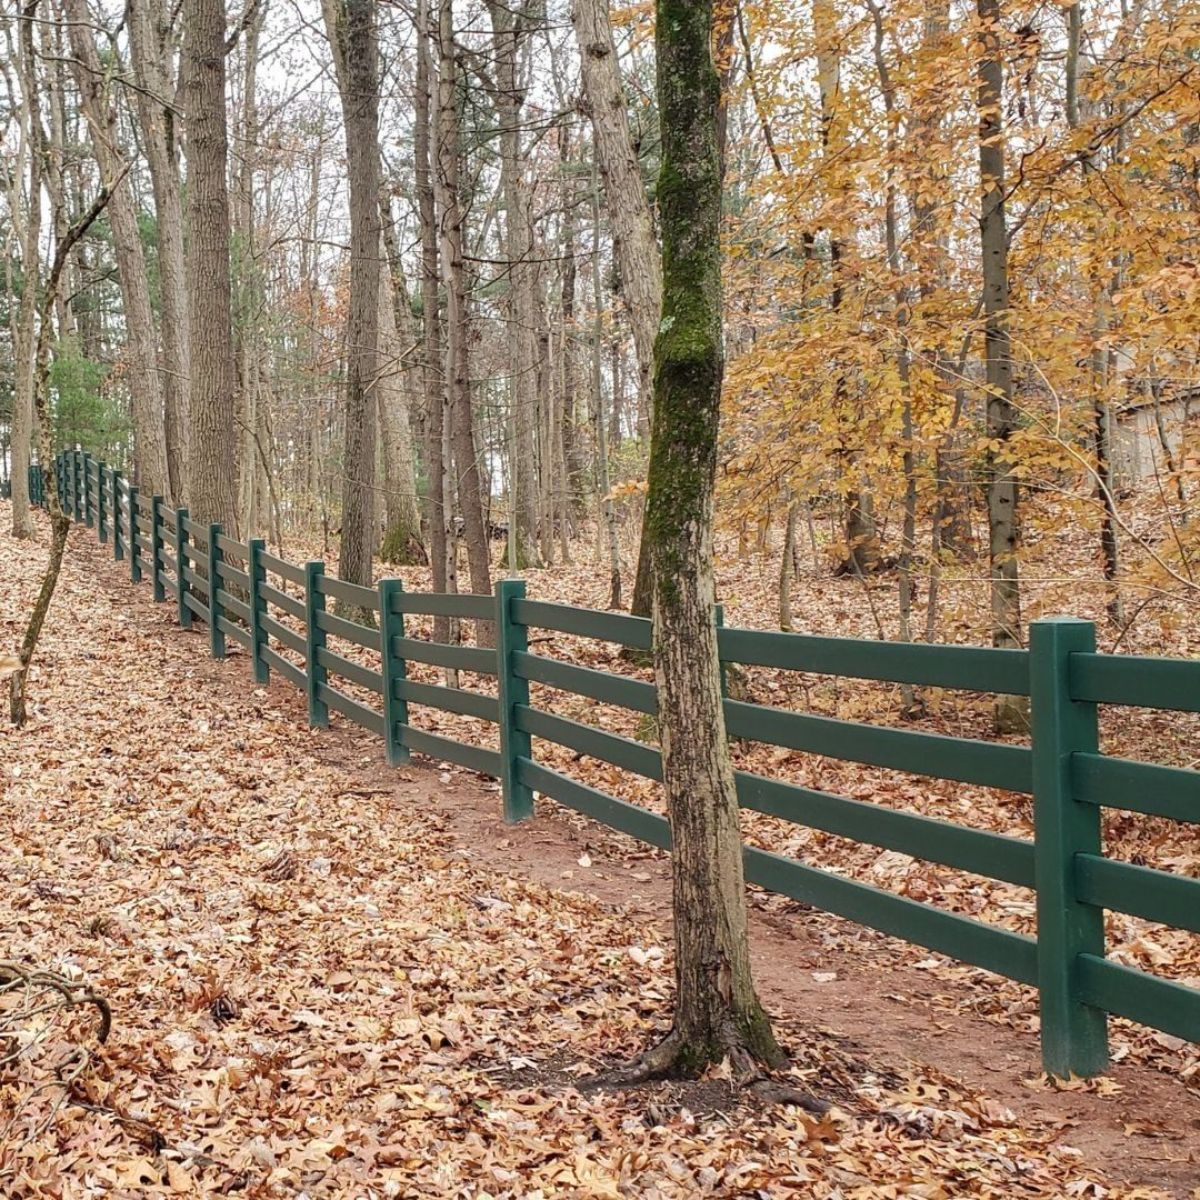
[399,725,502,776]
[1073,754,1198,823]
[517,705,661,778]
[182,565,205,590]
[392,591,494,620]
[261,644,306,689]
[216,615,252,649]
[215,588,251,623]
[216,560,250,589]
[261,581,305,620]
[1070,652,1200,713]
[261,551,305,586]
[514,651,656,714]
[262,613,306,656]
[392,636,496,676]
[316,574,380,610]
[159,549,179,576]
[182,592,210,624]
[395,677,499,722]
[215,532,250,560]
[718,628,1031,695]
[1077,955,1200,1044]
[734,772,1036,887]
[181,515,208,543]
[315,608,378,650]
[743,844,1039,985]
[1075,855,1200,935]
[723,699,1033,793]
[155,570,175,594]
[512,598,652,649]
[317,681,385,737]
[316,645,384,695]
[519,759,671,849]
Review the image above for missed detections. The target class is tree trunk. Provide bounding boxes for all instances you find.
[183,0,239,529]
[128,0,191,505]
[323,0,380,596]
[639,0,781,1078]
[438,0,492,617]
[976,0,1026,731]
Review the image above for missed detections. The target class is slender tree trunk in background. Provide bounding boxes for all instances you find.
[9,4,40,540]
[183,0,239,529]
[414,0,455,646]
[66,0,169,498]
[779,500,797,631]
[639,0,782,1078]
[323,0,380,595]
[573,0,661,614]
[129,0,190,505]
[438,0,492,621]
[976,0,1026,731]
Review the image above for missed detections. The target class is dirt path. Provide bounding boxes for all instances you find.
[3,511,1197,1197]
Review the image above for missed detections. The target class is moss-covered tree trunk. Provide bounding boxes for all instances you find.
[639,0,782,1078]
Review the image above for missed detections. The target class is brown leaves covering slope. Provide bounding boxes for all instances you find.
[0,503,1186,1198]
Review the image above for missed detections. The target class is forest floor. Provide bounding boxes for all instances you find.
[2,502,1199,1198]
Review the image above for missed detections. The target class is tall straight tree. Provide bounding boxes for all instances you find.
[182,0,238,528]
[639,0,782,1075]
[323,0,380,593]
[975,0,1025,731]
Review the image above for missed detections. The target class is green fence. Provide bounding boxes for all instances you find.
[25,452,1200,1077]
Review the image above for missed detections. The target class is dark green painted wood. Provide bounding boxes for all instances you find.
[159,549,179,576]
[1070,652,1200,714]
[379,579,408,765]
[743,845,1039,986]
[1030,618,1107,1078]
[317,574,380,610]
[215,532,250,559]
[315,645,384,694]
[518,759,672,849]
[1075,855,1200,935]
[497,579,534,823]
[215,588,251,623]
[98,461,109,542]
[174,508,191,629]
[715,604,728,699]
[261,580,305,621]
[1076,955,1200,1044]
[182,565,205,590]
[722,699,1033,793]
[262,613,306,656]
[391,637,496,676]
[261,644,306,689]
[734,772,1036,887]
[516,706,662,779]
[305,561,329,728]
[261,550,306,586]
[111,472,124,560]
[395,678,499,722]
[128,484,141,581]
[208,523,225,659]
[398,725,502,776]
[314,608,378,650]
[74,452,84,521]
[215,560,250,589]
[247,539,269,684]
[717,629,1032,695]
[395,591,493,620]
[513,598,653,649]
[182,592,211,623]
[83,453,94,528]
[513,651,657,714]
[216,615,252,649]
[1072,755,1199,824]
[317,681,386,737]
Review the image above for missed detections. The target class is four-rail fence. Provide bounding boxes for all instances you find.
[19,451,1200,1077]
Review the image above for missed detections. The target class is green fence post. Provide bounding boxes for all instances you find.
[378,578,409,766]
[97,462,108,543]
[150,497,165,601]
[714,603,729,700]
[496,578,533,822]
[175,507,192,629]
[75,451,84,522]
[208,523,225,660]
[128,486,141,582]
[112,472,124,561]
[1031,617,1107,1078]
[247,538,269,684]
[83,453,94,528]
[304,560,329,728]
